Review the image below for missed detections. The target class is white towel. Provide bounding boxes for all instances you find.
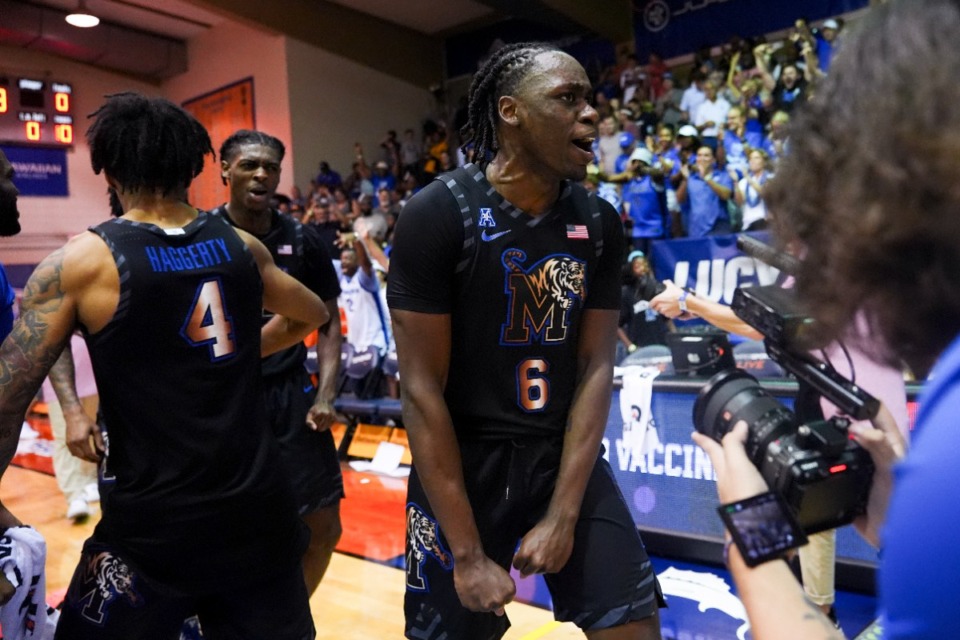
[0,526,58,640]
[619,367,662,458]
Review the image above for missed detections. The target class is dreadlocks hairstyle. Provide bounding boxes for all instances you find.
[87,93,213,195]
[459,42,558,165]
[220,130,286,166]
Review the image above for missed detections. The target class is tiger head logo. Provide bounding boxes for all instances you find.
[406,504,453,592]
[75,550,144,626]
[541,256,585,309]
[89,552,142,607]
[501,250,588,344]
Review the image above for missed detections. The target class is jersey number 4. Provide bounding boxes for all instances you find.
[181,278,237,360]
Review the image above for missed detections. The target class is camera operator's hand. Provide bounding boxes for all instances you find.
[850,403,908,548]
[650,280,695,320]
[692,421,768,505]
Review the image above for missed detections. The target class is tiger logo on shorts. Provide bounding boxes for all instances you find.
[406,504,453,592]
[76,551,143,625]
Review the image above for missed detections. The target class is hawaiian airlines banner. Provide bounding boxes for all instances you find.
[1,145,68,197]
[632,0,869,61]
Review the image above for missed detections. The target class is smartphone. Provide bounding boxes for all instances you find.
[718,492,808,567]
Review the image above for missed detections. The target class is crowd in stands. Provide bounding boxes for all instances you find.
[270,15,846,384]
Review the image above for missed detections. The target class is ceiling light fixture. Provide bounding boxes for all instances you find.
[66,0,100,28]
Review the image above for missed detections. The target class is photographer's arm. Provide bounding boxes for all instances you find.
[651,280,763,339]
[693,423,846,640]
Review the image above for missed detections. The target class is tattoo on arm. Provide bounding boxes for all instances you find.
[0,249,73,466]
[800,598,845,639]
[48,342,81,411]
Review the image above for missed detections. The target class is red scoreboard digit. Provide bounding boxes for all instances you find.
[0,78,74,147]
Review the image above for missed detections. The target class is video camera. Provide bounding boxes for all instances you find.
[693,235,878,534]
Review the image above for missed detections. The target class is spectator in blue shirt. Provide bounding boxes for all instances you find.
[314,161,342,191]
[677,146,733,237]
[614,132,637,173]
[621,147,668,254]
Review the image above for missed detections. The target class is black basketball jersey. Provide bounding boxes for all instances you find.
[84,212,303,594]
[388,164,624,439]
[212,205,340,377]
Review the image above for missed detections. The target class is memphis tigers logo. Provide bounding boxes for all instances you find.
[406,504,453,592]
[500,249,587,344]
[74,551,143,625]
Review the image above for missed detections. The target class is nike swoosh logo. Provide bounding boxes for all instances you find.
[481,229,512,242]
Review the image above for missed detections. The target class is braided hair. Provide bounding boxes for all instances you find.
[87,92,213,195]
[220,129,286,166]
[459,42,558,165]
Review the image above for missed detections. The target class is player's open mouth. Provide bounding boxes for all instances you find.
[572,137,594,153]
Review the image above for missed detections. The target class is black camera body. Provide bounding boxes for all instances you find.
[692,236,881,534]
[695,368,874,534]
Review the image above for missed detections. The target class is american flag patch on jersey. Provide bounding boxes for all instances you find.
[277,244,293,255]
[566,224,588,239]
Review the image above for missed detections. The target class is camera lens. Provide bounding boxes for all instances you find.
[693,369,796,465]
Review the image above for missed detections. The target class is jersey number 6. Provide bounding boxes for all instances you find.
[517,358,549,412]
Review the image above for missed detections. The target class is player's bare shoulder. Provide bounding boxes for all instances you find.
[58,230,121,333]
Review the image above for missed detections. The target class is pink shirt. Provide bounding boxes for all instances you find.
[819,340,910,440]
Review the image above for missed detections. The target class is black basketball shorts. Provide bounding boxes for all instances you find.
[403,437,665,640]
[263,368,345,515]
[55,539,315,640]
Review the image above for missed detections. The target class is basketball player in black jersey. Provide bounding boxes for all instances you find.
[216,129,344,596]
[0,93,326,639]
[388,44,664,640]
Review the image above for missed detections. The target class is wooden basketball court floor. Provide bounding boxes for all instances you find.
[0,464,585,639]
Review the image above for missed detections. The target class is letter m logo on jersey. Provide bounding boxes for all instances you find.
[500,249,586,344]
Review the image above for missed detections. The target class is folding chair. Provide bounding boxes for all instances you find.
[334,344,384,455]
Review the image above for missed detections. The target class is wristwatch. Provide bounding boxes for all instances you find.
[678,289,690,313]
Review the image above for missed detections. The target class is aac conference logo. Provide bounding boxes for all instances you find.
[641,0,671,32]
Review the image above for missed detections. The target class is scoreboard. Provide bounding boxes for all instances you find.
[0,77,74,147]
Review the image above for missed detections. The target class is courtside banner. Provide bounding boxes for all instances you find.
[1,145,68,197]
[649,233,780,307]
[601,385,878,564]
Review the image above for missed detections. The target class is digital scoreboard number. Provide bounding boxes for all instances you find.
[0,78,74,147]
